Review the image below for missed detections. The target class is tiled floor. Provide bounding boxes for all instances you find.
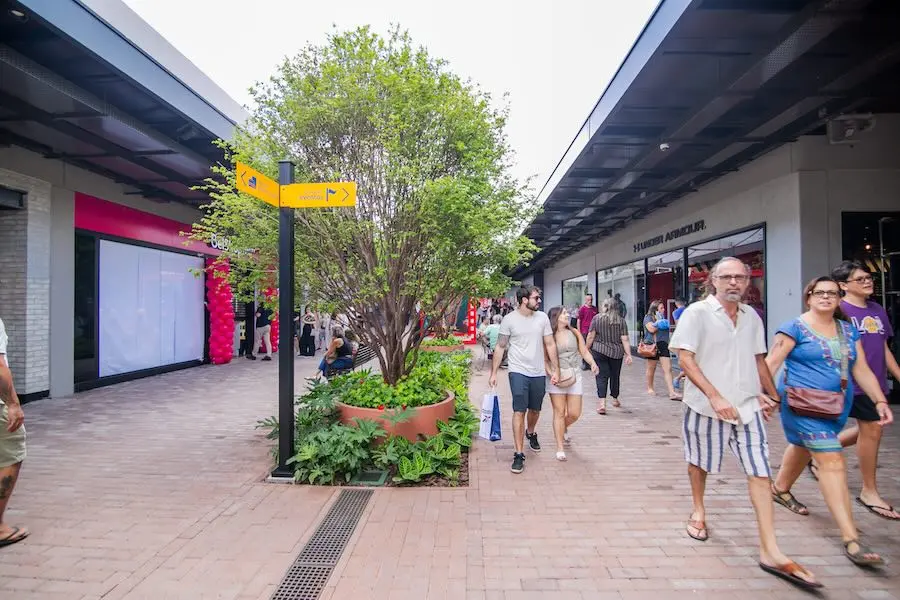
[1,349,899,599]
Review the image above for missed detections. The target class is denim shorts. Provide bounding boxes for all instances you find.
[508,373,546,413]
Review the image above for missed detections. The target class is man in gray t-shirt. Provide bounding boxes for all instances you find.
[490,286,559,474]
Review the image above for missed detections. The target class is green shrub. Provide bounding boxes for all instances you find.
[287,418,384,484]
[420,336,462,347]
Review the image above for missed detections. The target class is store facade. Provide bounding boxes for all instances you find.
[542,122,900,346]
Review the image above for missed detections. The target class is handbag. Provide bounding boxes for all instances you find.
[785,320,848,420]
[556,367,577,388]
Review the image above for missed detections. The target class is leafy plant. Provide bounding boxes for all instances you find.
[371,435,414,470]
[288,418,385,485]
[394,451,436,484]
[421,336,461,347]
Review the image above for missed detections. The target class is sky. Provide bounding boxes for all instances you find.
[123,0,660,196]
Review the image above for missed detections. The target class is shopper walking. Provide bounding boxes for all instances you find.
[545,306,599,461]
[250,303,273,361]
[767,276,892,567]
[643,300,679,400]
[489,286,559,474]
[576,294,598,370]
[0,317,28,548]
[815,260,900,520]
[585,298,632,414]
[669,257,820,590]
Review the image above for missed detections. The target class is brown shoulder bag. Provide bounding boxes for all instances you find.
[785,320,848,420]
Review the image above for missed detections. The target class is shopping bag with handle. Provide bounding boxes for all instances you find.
[480,390,502,441]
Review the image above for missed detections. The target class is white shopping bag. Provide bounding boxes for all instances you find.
[479,390,502,441]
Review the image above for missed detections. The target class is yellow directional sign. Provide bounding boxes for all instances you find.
[280,182,357,208]
[235,162,280,207]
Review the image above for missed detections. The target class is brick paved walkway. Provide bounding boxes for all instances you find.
[1,350,898,599]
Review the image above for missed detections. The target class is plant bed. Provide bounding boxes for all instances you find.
[420,336,465,352]
[256,349,477,487]
[337,391,455,442]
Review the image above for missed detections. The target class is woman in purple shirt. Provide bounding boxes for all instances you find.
[811,261,900,521]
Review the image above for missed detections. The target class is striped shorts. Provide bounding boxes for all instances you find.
[682,405,771,478]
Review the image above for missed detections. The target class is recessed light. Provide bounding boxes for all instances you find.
[8,8,28,22]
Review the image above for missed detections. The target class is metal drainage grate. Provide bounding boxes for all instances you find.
[271,489,373,600]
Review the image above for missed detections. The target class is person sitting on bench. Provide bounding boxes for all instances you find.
[308,325,354,380]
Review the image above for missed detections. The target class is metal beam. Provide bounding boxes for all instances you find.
[0,90,199,187]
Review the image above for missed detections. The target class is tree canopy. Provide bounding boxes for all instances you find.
[193,25,538,383]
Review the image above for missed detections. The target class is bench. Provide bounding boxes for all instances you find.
[324,343,378,379]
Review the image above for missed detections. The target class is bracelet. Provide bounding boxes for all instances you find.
[876,400,888,406]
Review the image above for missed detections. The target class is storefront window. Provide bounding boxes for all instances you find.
[687,227,765,322]
[562,274,589,315]
[647,250,685,320]
[597,260,646,345]
[74,232,96,383]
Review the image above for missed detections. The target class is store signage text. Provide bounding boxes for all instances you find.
[633,219,706,254]
[209,232,230,251]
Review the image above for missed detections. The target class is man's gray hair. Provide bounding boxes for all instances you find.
[710,256,751,277]
[491,314,501,324]
[601,297,620,317]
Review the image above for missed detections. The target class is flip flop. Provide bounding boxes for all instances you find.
[611,398,621,408]
[844,539,885,567]
[686,517,708,542]
[759,561,822,590]
[597,407,606,415]
[856,497,900,521]
[0,527,29,548]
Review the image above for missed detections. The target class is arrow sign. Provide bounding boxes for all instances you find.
[235,162,279,207]
[280,182,357,208]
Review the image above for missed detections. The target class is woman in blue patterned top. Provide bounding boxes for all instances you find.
[766,276,893,568]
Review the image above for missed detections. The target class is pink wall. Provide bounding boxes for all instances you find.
[74,192,218,256]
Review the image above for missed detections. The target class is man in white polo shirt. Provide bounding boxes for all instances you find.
[0,317,28,548]
[670,257,819,590]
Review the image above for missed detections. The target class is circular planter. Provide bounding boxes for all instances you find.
[337,391,456,442]
[421,344,465,353]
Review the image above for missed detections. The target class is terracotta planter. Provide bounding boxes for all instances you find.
[421,344,465,353]
[337,391,456,442]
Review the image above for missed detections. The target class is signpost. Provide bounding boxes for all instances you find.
[280,182,358,208]
[232,161,356,479]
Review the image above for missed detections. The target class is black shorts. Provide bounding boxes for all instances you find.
[850,394,880,422]
[508,373,546,413]
[647,340,670,361]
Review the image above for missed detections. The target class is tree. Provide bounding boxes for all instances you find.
[193,26,537,384]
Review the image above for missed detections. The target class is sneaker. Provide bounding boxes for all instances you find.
[511,453,525,474]
[526,431,541,452]
[261,356,272,362]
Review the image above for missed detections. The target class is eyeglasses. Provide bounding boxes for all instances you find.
[809,290,840,299]
[847,275,874,284]
[715,274,749,283]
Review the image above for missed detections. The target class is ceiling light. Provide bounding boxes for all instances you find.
[8,8,28,22]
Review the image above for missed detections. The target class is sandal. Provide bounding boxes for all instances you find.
[772,483,809,516]
[611,398,621,408]
[759,561,822,590]
[597,404,606,415]
[0,527,29,548]
[843,539,885,567]
[556,451,567,461]
[856,497,900,521]
[686,516,708,542]
[807,460,819,481]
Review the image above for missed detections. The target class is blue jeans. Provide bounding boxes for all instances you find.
[320,356,353,372]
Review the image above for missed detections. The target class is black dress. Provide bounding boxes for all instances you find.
[299,322,316,356]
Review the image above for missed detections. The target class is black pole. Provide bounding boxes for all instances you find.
[272,160,296,478]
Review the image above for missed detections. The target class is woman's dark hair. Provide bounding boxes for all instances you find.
[831,259,868,283]
[547,305,566,334]
[803,276,849,322]
[646,299,662,317]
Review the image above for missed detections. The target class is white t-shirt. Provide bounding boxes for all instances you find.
[499,310,552,377]
[669,296,767,425]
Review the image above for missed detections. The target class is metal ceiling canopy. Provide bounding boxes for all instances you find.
[513,0,900,279]
[0,0,247,205]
